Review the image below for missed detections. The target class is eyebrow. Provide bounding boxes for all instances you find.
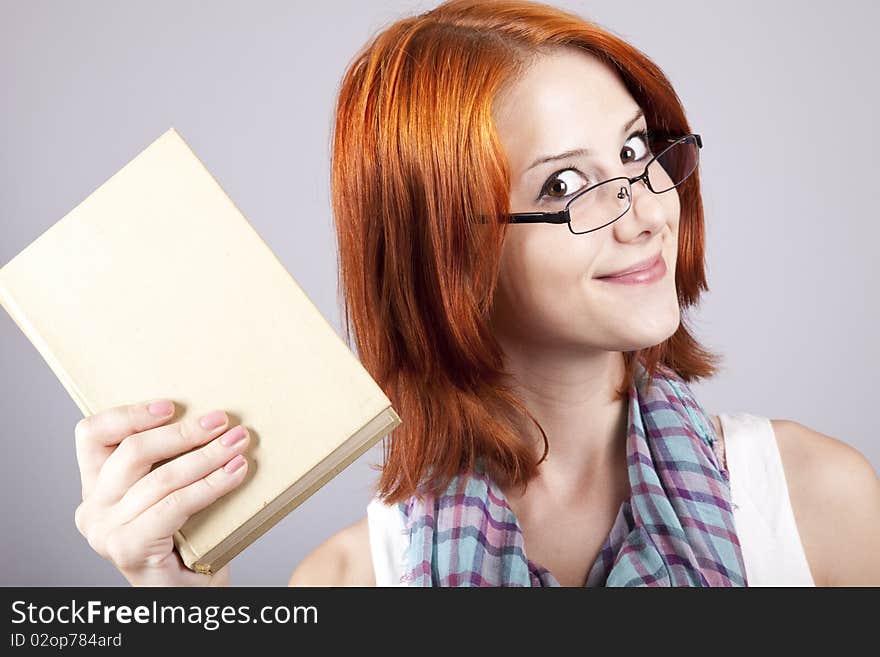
[525,108,645,173]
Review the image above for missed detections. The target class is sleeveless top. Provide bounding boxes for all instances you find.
[366,411,816,586]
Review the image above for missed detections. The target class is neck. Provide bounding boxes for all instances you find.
[494,335,630,507]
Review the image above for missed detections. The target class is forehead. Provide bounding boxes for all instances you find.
[492,48,640,168]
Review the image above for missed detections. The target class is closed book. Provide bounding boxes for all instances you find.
[0,127,402,575]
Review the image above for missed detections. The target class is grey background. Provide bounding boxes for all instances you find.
[2,0,877,586]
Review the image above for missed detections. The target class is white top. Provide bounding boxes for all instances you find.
[366,411,816,586]
[719,412,815,586]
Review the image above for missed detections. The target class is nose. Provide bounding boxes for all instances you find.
[616,175,648,201]
[613,176,665,238]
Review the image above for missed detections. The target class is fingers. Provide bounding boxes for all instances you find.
[91,409,234,505]
[122,454,249,548]
[75,400,177,501]
[114,424,251,524]
[73,400,252,586]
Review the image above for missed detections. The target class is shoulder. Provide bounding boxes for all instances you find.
[770,418,880,586]
[288,515,376,587]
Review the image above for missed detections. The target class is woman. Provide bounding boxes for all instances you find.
[290,0,879,586]
[73,0,879,587]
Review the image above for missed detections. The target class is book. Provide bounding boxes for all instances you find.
[0,127,402,575]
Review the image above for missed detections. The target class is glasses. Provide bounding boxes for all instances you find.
[506,133,702,235]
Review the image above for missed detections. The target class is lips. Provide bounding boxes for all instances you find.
[596,251,663,279]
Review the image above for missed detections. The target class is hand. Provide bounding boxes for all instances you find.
[73,399,250,586]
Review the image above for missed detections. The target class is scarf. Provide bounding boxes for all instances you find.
[395,359,748,586]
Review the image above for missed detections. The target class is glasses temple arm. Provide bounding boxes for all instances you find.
[506,212,569,224]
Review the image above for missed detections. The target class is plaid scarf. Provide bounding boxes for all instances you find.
[396,359,748,586]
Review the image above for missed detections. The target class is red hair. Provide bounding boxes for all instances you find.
[330,0,722,504]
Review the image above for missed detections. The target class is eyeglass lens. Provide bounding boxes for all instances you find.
[568,136,699,234]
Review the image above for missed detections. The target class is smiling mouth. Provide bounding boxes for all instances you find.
[594,252,667,285]
[595,251,663,279]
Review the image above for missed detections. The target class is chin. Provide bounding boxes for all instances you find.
[611,304,682,352]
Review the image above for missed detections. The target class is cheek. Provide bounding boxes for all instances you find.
[497,231,597,321]
[520,229,597,290]
[494,232,681,349]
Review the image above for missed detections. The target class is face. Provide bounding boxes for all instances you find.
[489,47,681,353]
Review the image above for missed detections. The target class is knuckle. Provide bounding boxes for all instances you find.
[104,528,135,569]
[177,420,193,445]
[125,404,139,429]
[117,434,144,462]
[143,551,169,568]
[162,488,186,515]
[196,443,216,465]
[74,417,91,446]
[85,524,108,559]
[74,503,89,535]
[200,473,221,497]
[150,462,176,489]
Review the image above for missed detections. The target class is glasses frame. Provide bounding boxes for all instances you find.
[506,133,703,235]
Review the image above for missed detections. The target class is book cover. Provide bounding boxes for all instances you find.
[0,127,402,574]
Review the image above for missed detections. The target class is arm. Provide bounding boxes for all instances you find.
[288,516,376,586]
[772,419,880,586]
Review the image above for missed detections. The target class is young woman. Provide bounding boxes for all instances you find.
[290,0,880,587]
[73,0,879,587]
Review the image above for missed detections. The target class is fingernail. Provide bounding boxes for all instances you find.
[148,400,174,417]
[224,454,246,473]
[199,410,227,430]
[220,425,247,447]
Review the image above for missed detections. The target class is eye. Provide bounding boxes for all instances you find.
[538,129,653,202]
